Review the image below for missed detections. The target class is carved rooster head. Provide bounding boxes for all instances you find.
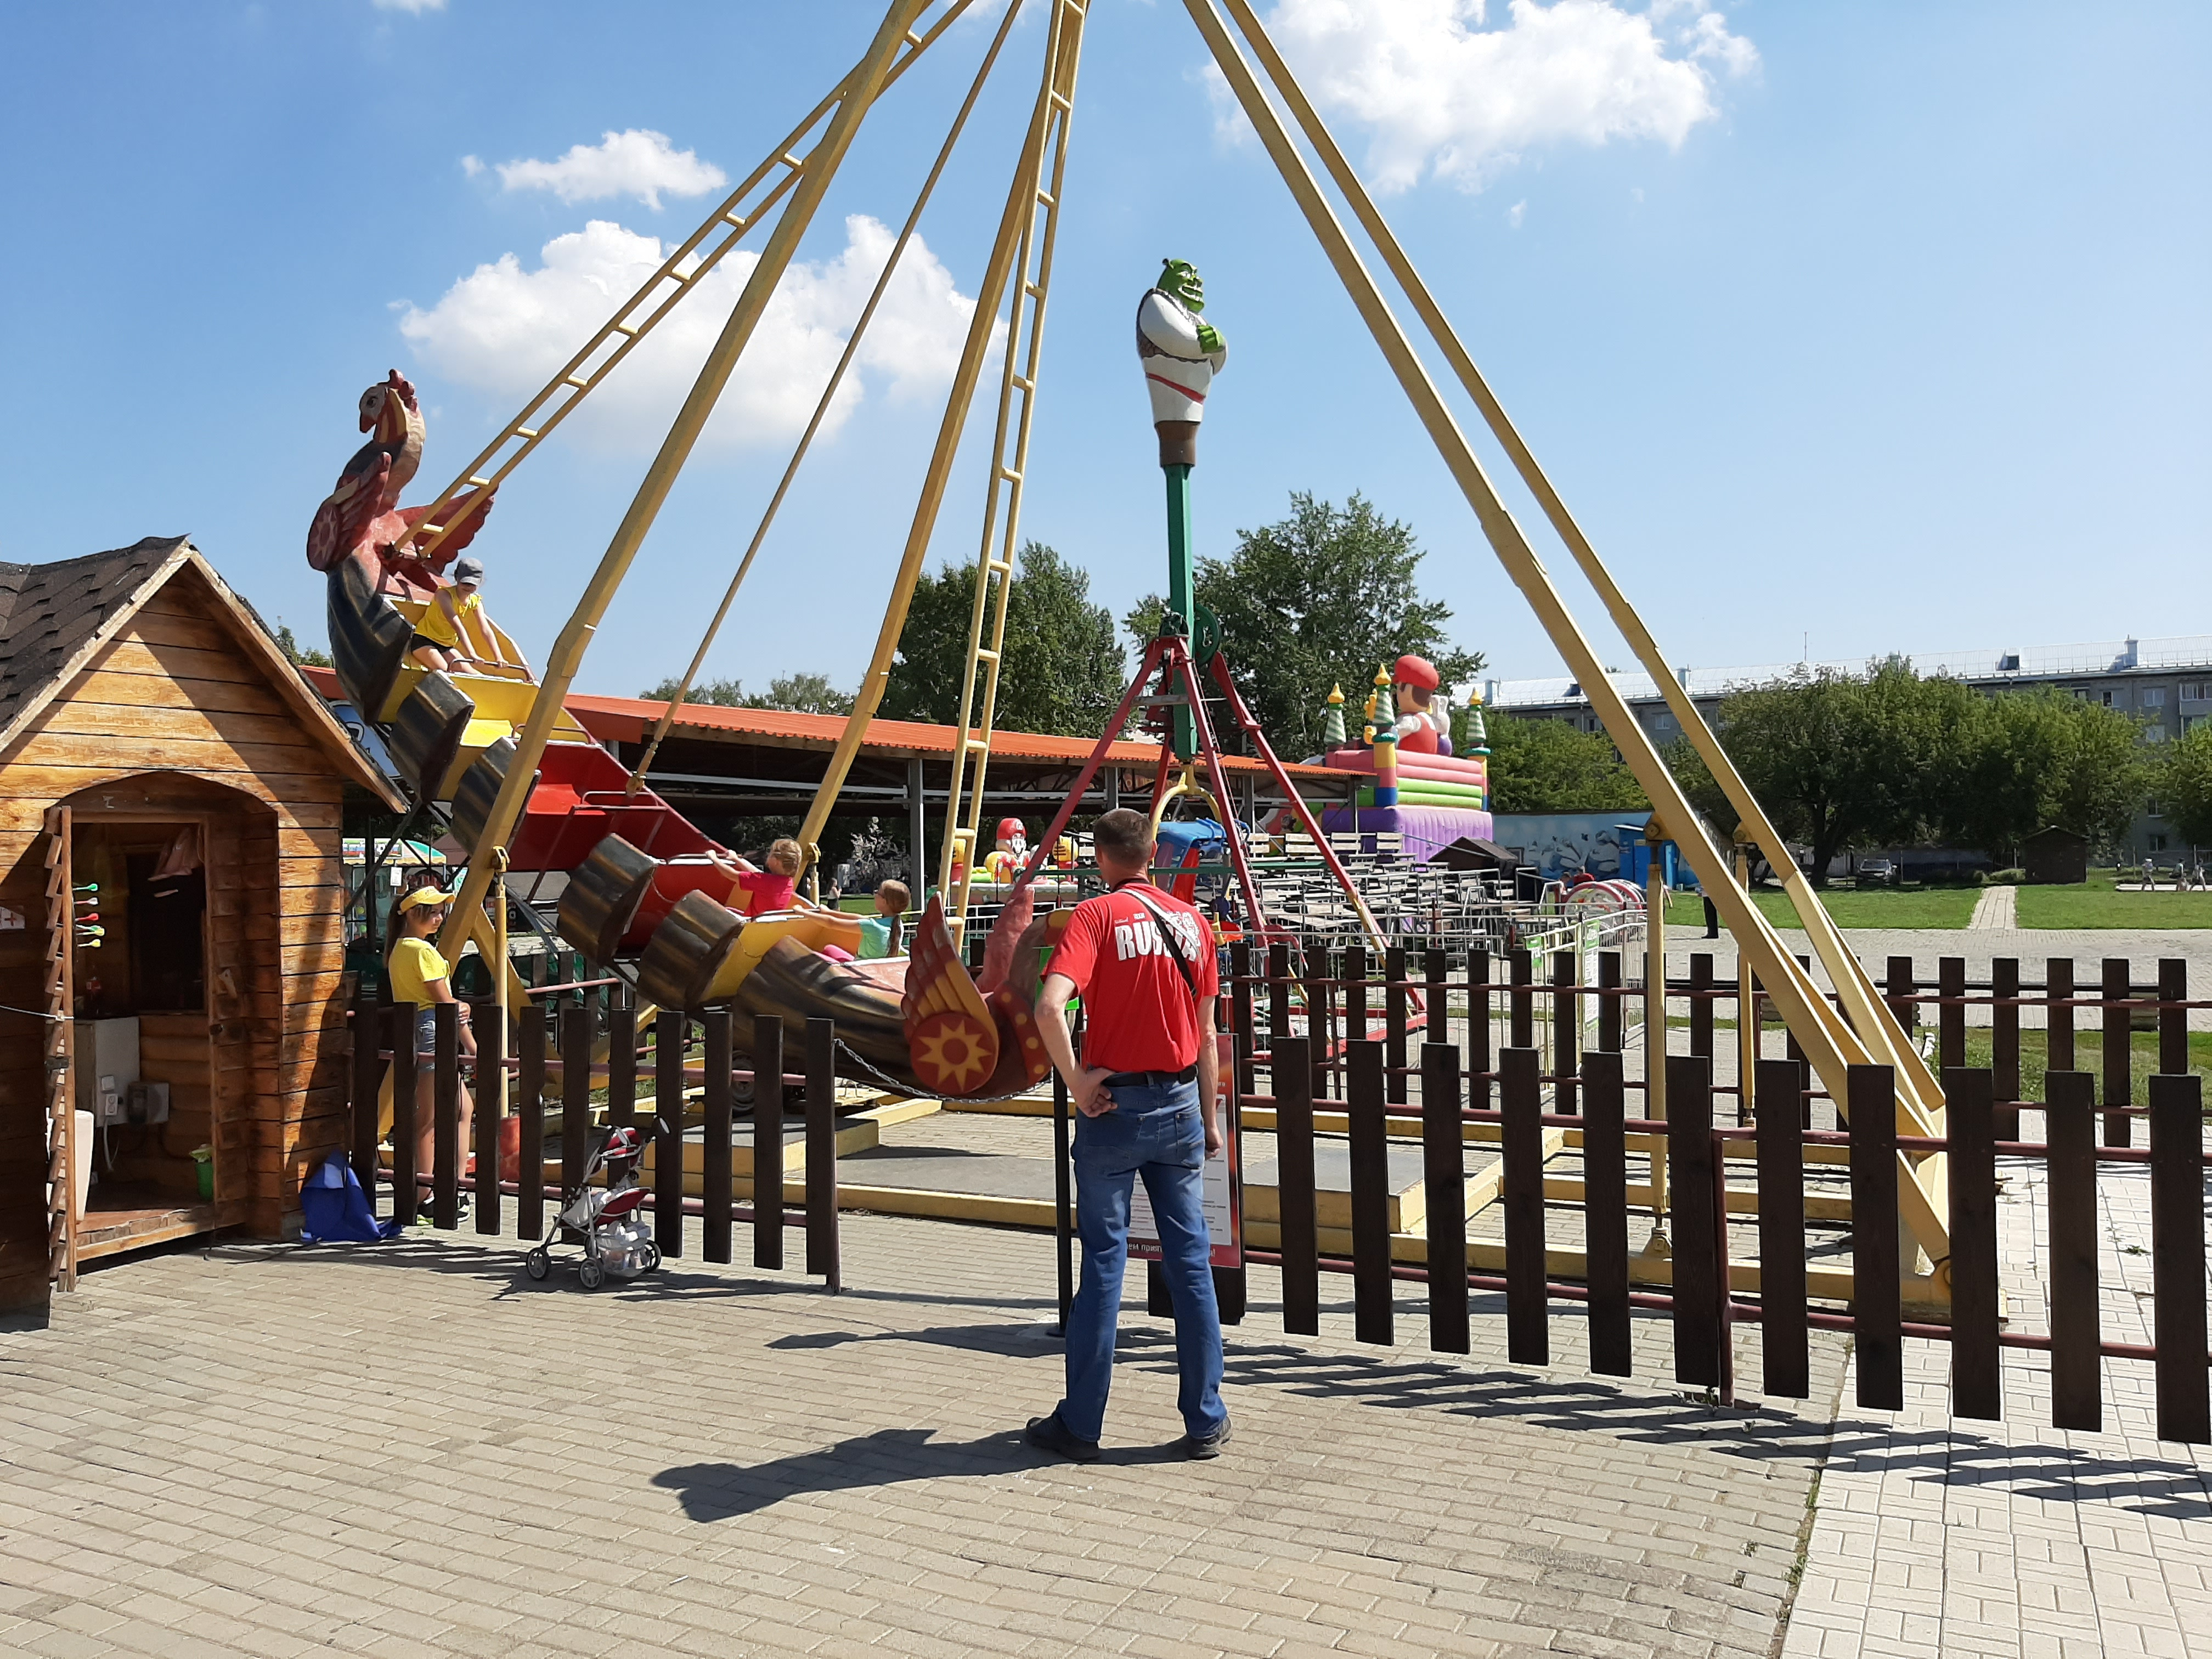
[358,369,420,439]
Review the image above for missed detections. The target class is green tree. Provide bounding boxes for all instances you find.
[1485,714,1649,812]
[274,619,332,668]
[1124,492,1483,759]
[1948,687,2147,861]
[1689,661,1975,884]
[882,540,1124,736]
[2163,721,2212,849]
[639,670,854,715]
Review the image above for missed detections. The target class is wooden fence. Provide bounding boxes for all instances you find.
[1199,941,2209,1443]
[345,990,844,1289]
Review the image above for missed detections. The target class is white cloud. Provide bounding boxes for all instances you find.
[398,215,990,453]
[371,0,445,12]
[1259,0,1759,194]
[494,129,727,211]
[460,154,483,177]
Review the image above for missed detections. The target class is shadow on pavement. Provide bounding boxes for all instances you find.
[653,1426,1182,1521]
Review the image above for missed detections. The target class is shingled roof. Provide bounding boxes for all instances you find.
[0,537,404,807]
[0,536,188,733]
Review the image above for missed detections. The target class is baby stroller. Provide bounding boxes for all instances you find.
[523,1121,664,1289]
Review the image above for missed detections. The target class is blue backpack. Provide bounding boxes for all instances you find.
[300,1149,401,1243]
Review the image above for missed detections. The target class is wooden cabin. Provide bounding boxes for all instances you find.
[0,539,405,1321]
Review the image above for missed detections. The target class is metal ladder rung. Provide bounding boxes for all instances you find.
[466,476,490,488]
[973,648,1000,664]
[1024,281,1043,299]
[778,151,804,171]
[985,558,1014,577]
[614,321,639,337]
[515,427,540,440]
[563,374,588,388]
[722,210,748,229]
[997,467,1022,484]
[1035,188,1056,208]
[1011,374,1035,393]
[962,737,992,753]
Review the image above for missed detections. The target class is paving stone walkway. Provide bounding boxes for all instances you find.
[1781,1139,2212,1659]
[1,1214,1844,1659]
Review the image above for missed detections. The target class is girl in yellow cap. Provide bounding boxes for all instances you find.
[388,883,476,1194]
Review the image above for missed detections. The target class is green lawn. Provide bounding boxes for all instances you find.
[1950,1027,2212,1107]
[2015,868,2212,929]
[1664,885,1980,932]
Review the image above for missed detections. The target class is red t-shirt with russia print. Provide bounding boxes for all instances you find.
[1044,881,1217,1074]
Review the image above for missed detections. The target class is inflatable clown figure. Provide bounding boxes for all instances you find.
[982,817,1029,885]
[1136,259,1228,467]
[1390,653,1454,756]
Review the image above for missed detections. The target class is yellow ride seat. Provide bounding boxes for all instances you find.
[701,909,866,1003]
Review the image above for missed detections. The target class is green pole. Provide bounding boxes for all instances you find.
[1165,461,1197,759]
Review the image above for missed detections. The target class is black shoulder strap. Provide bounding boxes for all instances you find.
[1119,884,1201,1004]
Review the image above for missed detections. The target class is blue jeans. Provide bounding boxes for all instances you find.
[1057,1077,1227,1443]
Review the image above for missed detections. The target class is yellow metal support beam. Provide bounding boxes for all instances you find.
[405,0,977,570]
[1212,0,1943,1136]
[937,0,1087,933]
[439,0,927,962]
[1185,0,1948,1265]
[796,0,1092,883]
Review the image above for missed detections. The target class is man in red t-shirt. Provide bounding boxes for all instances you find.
[1026,809,1230,1463]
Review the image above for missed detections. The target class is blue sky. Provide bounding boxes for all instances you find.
[2,1,2205,703]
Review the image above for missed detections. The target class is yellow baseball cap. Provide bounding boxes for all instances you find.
[396,885,452,913]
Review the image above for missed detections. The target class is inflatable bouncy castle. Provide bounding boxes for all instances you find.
[1312,654,1494,860]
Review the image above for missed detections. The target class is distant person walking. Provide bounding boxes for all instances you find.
[1029,808,1231,1463]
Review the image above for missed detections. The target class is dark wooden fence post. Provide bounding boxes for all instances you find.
[1266,942,1293,1093]
[473,999,502,1237]
[2102,957,2131,1148]
[1689,954,1714,1063]
[1424,946,1448,1054]
[1500,1045,1548,1368]
[1849,1064,1903,1410]
[1303,943,1331,1102]
[1991,957,2021,1143]
[607,999,636,1133]
[1274,1035,1318,1337]
[1945,1066,2000,1421]
[754,1015,786,1269]
[1938,957,1967,1074]
[350,985,382,1193]
[1420,1041,1467,1355]
[2046,956,2075,1072]
[2045,1070,2100,1432]
[560,1005,590,1206]
[701,1009,732,1265]
[806,1018,839,1289]
[1666,1054,1718,1387]
[1598,950,1623,1054]
[2158,959,2188,1076]
[1469,948,1493,1115]
[1383,945,1408,1105]
[516,1002,545,1240]
[1755,1058,1809,1399]
[1552,949,1581,1116]
[2148,1072,2209,1445]
[1346,1040,1393,1346]
[432,1001,461,1229]
[392,1004,419,1227]
[1886,956,1917,1036]
[1509,947,1534,1051]
[654,1011,685,1257]
[1582,1049,1630,1378]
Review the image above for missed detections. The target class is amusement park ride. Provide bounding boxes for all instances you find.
[309,0,1951,1264]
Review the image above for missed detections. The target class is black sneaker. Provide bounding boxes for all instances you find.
[1184,1416,1233,1460]
[1025,1413,1101,1464]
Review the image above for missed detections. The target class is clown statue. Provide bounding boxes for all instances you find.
[1390,654,1454,756]
[982,817,1030,886]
